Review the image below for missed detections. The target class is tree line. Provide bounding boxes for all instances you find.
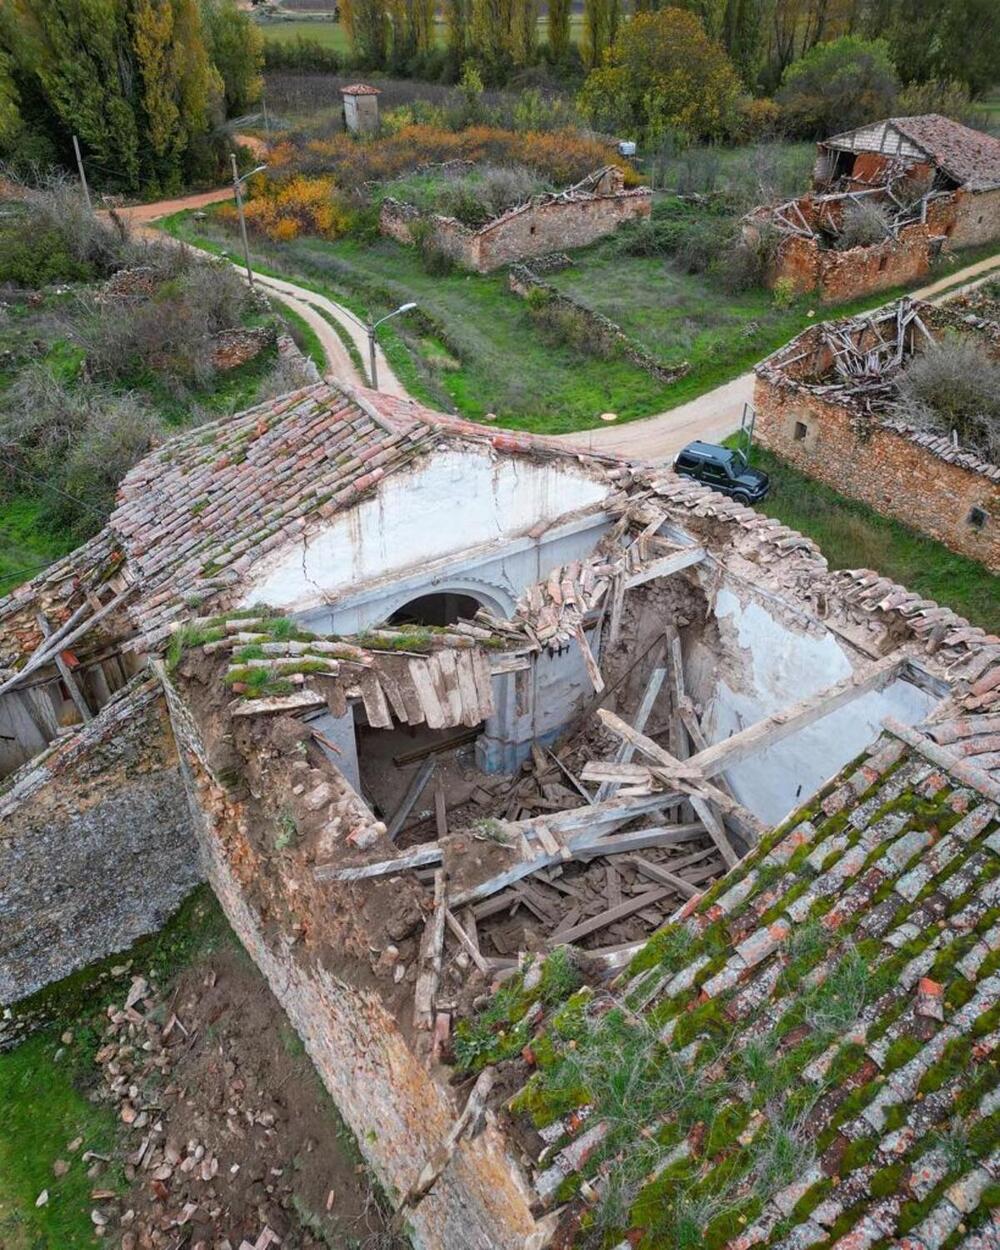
[0,0,264,193]
[335,0,999,109]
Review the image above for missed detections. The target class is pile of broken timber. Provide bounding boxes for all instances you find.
[813,299,936,414]
[199,617,498,730]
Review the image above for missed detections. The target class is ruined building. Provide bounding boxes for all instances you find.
[2,380,998,1247]
[379,165,652,272]
[754,295,1000,570]
[747,114,1000,302]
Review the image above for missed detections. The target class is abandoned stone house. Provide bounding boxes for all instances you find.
[379,165,652,272]
[747,113,1000,302]
[2,379,999,1248]
[754,296,1000,571]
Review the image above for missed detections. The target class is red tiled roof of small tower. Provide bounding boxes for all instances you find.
[339,83,381,95]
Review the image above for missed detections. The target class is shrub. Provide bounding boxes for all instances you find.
[772,275,796,307]
[719,222,781,293]
[231,174,354,241]
[777,37,898,138]
[528,294,618,360]
[893,336,1000,461]
[262,34,341,72]
[0,225,92,286]
[835,200,892,250]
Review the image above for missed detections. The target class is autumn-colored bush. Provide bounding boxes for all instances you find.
[220,175,353,241]
[272,124,635,191]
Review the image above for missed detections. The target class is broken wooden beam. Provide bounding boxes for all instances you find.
[624,545,705,589]
[544,885,673,946]
[595,664,667,802]
[444,908,488,974]
[388,758,437,841]
[315,841,442,882]
[37,612,92,723]
[230,690,328,717]
[687,654,904,779]
[413,869,447,1031]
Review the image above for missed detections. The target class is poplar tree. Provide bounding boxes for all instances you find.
[202,0,263,115]
[511,0,538,67]
[582,0,620,68]
[470,0,513,79]
[546,0,570,61]
[445,0,470,65]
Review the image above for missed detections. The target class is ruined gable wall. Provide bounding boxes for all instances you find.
[753,376,1000,570]
[379,190,651,273]
[0,680,200,1005]
[474,190,651,271]
[159,667,542,1250]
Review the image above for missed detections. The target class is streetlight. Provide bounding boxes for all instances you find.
[230,154,268,290]
[368,302,416,391]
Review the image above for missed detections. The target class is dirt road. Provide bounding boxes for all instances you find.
[122,188,404,394]
[556,249,1000,463]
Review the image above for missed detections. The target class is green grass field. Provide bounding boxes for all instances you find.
[159,205,997,435]
[256,12,584,50]
[730,439,1000,629]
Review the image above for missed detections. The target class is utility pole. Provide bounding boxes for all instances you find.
[230,152,266,292]
[262,93,271,141]
[72,135,92,212]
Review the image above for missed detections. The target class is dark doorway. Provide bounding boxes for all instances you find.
[387,592,481,628]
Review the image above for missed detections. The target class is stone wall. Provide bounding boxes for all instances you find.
[380,185,651,273]
[771,222,934,303]
[753,376,1000,570]
[0,678,201,1004]
[950,187,1000,248]
[159,666,544,1250]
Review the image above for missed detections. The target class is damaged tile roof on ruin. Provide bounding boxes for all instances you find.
[825,114,1000,191]
[106,381,618,652]
[507,728,1000,1250]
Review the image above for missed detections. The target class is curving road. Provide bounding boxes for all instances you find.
[122,187,999,460]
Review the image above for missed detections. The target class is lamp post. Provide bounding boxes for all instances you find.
[368,302,416,391]
[230,154,268,291]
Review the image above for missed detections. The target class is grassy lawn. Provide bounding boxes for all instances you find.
[0,497,78,596]
[159,205,998,436]
[731,439,1000,629]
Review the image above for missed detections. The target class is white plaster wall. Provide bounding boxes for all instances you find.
[696,586,936,826]
[240,448,610,613]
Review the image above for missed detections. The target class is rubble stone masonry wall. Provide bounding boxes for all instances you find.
[0,681,201,1004]
[753,377,1000,570]
[159,673,542,1250]
[950,187,1000,248]
[380,187,651,272]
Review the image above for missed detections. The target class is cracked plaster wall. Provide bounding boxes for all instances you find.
[689,583,935,825]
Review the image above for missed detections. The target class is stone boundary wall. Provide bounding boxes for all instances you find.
[752,375,1000,570]
[0,677,201,1005]
[157,667,545,1250]
[379,176,652,273]
[508,263,690,386]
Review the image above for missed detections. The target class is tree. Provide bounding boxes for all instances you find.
[581,0,620,70]
[445,0,470,63]
[0,50,21,148]
[723,0,765,87]
[14,0,142,188]
[202,0,263,114]
[341,0,389,66]
[776,35,897,137]
[578,8,743,140]
[469,0,513,79]
[547,0,570,62]
[511,0,538,67]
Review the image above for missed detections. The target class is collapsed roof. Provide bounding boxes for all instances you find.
[821,114,1000,193]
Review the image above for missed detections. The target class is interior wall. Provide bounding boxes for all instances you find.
[687,582,936,826]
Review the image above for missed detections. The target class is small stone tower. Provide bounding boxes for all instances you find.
[340,83,381,136]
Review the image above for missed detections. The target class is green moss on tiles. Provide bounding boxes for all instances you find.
[883,1036,923,1074]
[841,1135,878,1170]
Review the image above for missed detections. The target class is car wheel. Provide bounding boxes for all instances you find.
[733,491,751,506]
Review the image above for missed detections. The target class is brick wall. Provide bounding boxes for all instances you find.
[0,678,201,1005]
[753,377,1000,570]
[158,667,544,1250]
[380,187,651,273]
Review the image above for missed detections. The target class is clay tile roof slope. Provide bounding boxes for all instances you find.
[829,114,1000,191]
[108,381,618,652]
[339,82,381,95]
[511,729,1000,1249]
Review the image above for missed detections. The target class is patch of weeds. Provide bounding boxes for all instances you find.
[165,621,226,670]
[469,818,514,847]
[275,809,299,852]
[538,947,583,1007]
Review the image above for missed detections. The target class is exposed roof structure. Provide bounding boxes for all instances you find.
[823,114,1000,192]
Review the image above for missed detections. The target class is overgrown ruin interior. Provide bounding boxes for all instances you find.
[2,379,999,1248]
[747,113,1000,302]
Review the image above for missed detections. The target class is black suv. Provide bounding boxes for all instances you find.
[673,441,770,505]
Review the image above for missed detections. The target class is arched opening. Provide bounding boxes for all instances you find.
[387,591,483,629]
